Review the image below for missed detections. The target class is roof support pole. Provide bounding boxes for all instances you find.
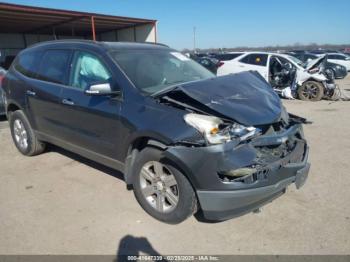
[133,26,136,42]
[22,33,27,48]
[154,21,157,43]
[53,27,57,40]
[91,16,96,41]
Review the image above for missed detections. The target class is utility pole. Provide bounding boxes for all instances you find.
[193,26,196,53]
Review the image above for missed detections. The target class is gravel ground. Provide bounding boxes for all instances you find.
[0,75,349,255]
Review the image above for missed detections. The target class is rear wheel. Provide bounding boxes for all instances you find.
[132,147,198,224]
[9,110,46,156]
[297,81,324,101]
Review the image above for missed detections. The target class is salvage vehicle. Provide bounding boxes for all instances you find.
[0,66,6,116]
[217,52,336,101]
[2,40,310,224]
[286,52,347,79]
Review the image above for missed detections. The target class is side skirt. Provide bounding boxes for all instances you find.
[36,131,125,174]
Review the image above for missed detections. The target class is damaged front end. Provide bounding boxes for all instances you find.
[163,114,310,221]
[155,72,310,220]
[217,116,308,188]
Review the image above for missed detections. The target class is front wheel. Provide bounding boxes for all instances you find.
[132,147,198,224]
[297,81,324,101]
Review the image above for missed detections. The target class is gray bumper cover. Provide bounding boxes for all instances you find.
[197,149,310,221]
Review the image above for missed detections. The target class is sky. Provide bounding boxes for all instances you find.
[3,0,350,50]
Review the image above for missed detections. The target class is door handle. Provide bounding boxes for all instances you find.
[26,90,36,96]
[62,99,75,106]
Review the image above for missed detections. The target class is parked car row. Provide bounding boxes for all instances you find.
[190,49,349,101]
[290,50,350,71]
[214,52,336,101]
[285,51,348,79]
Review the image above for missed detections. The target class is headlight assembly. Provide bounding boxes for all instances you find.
[184,113,230,144]
[184,113,260,145]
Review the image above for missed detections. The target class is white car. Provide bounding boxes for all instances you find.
[326,53,350,71]
[217,52,336,101]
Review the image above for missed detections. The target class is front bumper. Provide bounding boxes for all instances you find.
[197,148,310,221]
[164,122,310,221]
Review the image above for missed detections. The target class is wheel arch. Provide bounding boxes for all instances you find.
[123,136,169,186]
[299,77,326,86]
[6,101,23,118]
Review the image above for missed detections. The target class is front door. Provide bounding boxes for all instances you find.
[58,50,122,160]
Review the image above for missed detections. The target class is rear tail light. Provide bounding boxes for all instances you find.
[217,61,224,68]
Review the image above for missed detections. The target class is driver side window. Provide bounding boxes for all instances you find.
[69,51,111,90]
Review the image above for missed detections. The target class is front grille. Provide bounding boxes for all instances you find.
[218,124,306,184]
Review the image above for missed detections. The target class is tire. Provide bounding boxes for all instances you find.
[325,68,335,80]
[297,81,324,101]
[9,110,46,156]
[132,147,198,224]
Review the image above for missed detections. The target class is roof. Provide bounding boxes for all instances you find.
[0,2,156,36]
[327,53,347,56]
[26,40,170,53]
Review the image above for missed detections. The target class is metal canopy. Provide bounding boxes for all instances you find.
[0,3,157,39]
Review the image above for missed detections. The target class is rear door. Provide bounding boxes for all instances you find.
[237,53,269,79]
[216,53,244,76]
[58,50,122,159]
[26,49,72,138]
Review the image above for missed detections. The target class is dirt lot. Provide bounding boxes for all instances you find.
[0,76,350,256]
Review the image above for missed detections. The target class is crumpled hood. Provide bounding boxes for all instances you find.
[306,55,326,70]
[173,71,282,126]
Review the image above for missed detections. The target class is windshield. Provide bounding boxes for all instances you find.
[287,55,306,68]
[111,49,215,95]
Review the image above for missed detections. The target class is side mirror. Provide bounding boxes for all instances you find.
[85,83,120,96]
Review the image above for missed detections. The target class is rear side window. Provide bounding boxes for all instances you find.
[240,54,268,66]
[14,51,41,78]
[36,50,71,85]
[328,54,345,60]
[214,53,242,61]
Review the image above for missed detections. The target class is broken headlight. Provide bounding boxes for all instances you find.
[184,113,260,145]
[229,123,260,141]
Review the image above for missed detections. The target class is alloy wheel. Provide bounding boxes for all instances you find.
[13,119,28,150]
[302,82,319,100]
[139,161,179,213]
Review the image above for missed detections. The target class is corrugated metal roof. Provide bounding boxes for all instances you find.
[0,2,156,36]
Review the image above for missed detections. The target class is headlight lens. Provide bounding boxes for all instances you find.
[184,113,260,145]
[184,113,230,144]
